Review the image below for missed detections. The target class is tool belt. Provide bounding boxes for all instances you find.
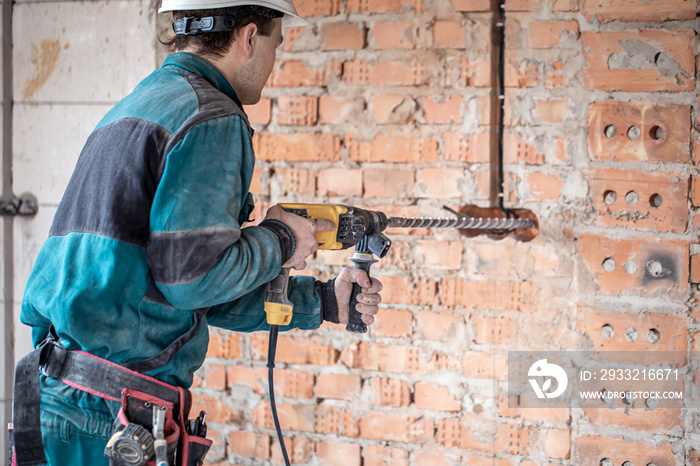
[10,331,211,466]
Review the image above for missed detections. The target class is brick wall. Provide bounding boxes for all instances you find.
[7,0,699,464]
[191,0,700,464]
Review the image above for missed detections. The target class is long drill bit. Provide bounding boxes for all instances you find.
[386,206,535,231]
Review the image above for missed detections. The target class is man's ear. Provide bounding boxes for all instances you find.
[237,22,259,59]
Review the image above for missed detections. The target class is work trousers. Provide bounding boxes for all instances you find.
[30,377,118,466]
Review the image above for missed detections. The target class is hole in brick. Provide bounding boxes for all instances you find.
[627,125,641,141]
[645,395,659,411]
[599,459,613,466]
[647,328,660,344]
[646,260,663,277]
[622,392,635,405]
[624,327,637,342]
[604,124,616,139]
[625,191,639,206]
[648,125,663,140]
[623,260,638,275]
[602,258,616,272]
[622,462,635,466]
[603,190,617,205]
[649,193,663,208]
[600,324,614,339]
[648,463,658,466]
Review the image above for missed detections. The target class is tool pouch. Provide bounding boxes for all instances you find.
[175,388,212,466]
[105,389,179,466]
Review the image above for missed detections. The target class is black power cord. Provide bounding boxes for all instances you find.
[267,325,290,466]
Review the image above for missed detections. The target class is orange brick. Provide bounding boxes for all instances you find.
[268,59,341,87]
[319,95,359,124]
[578,306,688,353]
[416,168,464,198]
[227,366,265,393]
[574,436,675,466]
[369,377,411,407]
[191,394,241,424]
[503,132,544,164]
[343,57,430,86]
[277,95,318,126]
[363,445,409,466]
[316,373,362,399]
[371,21,417,50]
[438,419,529,455]
[317,168,362,196]
[545,60,567,88]
[692,254,700,283]
[316,442,361,466]
[583,29,695,91]
[439,278,539,312]
[421,95,462,124]
[418,240,463,269]
[443,132,491,163]
[251,334,339,365]
[462,351,508,380]
[583,406,682,434]
[525,173,564,201]
[579,234,690,296]
[243,97,271,125]
[273,167,316,196]
[345,341,434,373]
[376,275,437,306]
[363,168,415,198]
[359,412,433,443]
[529,20,579,49]
[347,0,422,14]
[414,382,461,411]
[274,369,315,399]
[588,100,691,164]
[205,364,227,390]
[249,167,266,196]
[372,94,416,125]
[228,431,270,459]
[253,402,315,432]
[270,437,314,464]
[544,429,570,460]
[254,133,340,161]
[432,21,465,48]
[589,168,689,232]
[321,22,365,50]
[346,134,439,163]
[469,315,516,346]
[533,98,570,123]
[416,311,464,340]
[295,0,341,16]
[207,330,242,359]
[450,0,491,11]
[373,308,413,338]
[575,0,696,22]
[452,56,492,87]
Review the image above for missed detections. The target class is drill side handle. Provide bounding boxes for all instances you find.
[346,254,376,333]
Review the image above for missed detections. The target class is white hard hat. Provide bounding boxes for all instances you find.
[159,0,308,28]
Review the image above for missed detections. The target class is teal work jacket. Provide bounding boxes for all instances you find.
[20,53,327,389]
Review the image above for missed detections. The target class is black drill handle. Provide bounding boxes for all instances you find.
[346,255,376,333]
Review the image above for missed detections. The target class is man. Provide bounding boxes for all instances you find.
[11,1,382,464]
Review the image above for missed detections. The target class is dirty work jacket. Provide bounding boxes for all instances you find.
[20,52,328,391]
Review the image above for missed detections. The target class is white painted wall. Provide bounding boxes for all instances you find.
[4,1,160,463]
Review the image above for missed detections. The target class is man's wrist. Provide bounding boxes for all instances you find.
[259,219,296,264]
[316,279,339,324]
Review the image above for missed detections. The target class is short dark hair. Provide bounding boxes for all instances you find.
[163,6,278,58]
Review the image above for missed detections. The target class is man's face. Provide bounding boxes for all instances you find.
[238,18,283,105]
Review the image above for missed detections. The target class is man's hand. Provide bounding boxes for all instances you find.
[334,268,383,325]
[264,205,335,270]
